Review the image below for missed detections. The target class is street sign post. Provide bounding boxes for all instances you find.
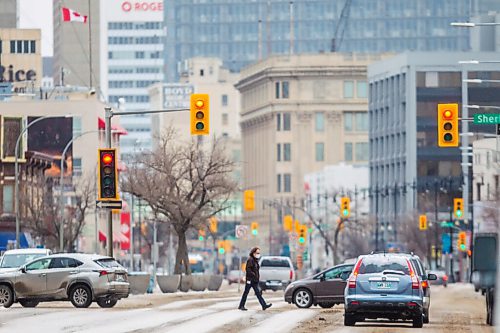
[96,200,123,209]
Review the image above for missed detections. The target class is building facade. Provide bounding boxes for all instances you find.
[236,53,382,254]
[368,52,500,251]
[164,0,471,80]
[0,0,17,29]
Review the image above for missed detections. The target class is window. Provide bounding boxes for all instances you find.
[49,257,79,269]
[344,81,354,98]
[222,94,228,106]
[277,144,281,161]
[200,69,204,76]
[344,112,353,131]
[324,267,343,280]
[355,113,369,131]
[355,142,369,161]
[284,174,291,192]
[73,117,82,136]
[282,81,289,98]
[315,112,325,132]
[315,142,325,162]
[277,174,282,192]
[3,185,14,213]
[275,82,280,99]
[30,40,35,53]
[10,40,14,53]
[222,113,228,125]
[284,143,291,161]
[276,113,281,131]
[357,81,368,98]
[0,40,2,54]
[345,142,353,161]
[26,258,51,271]
[73,158,82,176]
[23,40,29,54]
[135,51,145,59]
[283,113,291,131]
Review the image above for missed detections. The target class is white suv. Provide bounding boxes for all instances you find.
[0,248,52,273]
[259,256,295,291]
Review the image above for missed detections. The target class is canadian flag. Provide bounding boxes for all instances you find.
[62,7,88,23]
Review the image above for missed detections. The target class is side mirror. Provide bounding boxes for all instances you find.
[341,271,350,281]
[319,274,325,282]
[20,266,26,274]
[427,273,437,281]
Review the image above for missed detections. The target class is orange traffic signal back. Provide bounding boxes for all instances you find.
[437,103,459,147]
[190,94,210,135]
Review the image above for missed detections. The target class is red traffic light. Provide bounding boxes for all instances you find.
[102,153,113,164]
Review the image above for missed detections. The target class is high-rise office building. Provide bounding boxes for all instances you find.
[164,0,471,80]
[0,0,17,29]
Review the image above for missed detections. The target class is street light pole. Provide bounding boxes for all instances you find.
[15,115,72,249]
[59,130,98,252]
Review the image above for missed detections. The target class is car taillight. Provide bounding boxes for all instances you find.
[421,280,428,289]
[406,259,420,289]
[290,270,293,280]
[442,275,448,281]
[350,300,360,305]
[349,258,363,289]
[99,270,108,277]
[408,302,418,307]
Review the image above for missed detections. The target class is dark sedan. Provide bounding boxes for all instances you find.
[284,263,354,308]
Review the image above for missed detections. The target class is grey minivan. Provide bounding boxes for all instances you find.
[344,253,436,328]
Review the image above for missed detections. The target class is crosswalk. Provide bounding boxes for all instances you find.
[0,294,320,333]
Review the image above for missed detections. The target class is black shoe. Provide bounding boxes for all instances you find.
[238,307,248,311]
[262,303,272,310]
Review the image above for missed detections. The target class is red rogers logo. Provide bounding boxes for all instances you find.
[121,1,163,12]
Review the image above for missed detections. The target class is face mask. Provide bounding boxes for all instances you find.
[255,254,261,259]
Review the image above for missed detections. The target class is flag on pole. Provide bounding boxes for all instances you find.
[61,7,88,23]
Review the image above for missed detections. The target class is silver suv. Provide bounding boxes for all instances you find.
[0,253,129,308]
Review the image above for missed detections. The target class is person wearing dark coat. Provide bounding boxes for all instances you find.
[238,247,272,311]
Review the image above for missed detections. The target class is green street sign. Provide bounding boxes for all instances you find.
[440,222,454,228]
[474,114,500,124]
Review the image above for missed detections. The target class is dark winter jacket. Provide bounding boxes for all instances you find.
[245,256,260,282]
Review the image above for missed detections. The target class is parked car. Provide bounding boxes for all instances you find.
[393,253,432,323]
[344,253,436,328]
[0,253,129,309]
[259,256,294,291]
[285,263,354,308]
[227,270,245,285]
[0,248,52,273]
[428,269,448,287]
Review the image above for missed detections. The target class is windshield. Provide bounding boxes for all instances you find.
[358,256,410,275]
[0,253,46,268]
[261,259,290,268]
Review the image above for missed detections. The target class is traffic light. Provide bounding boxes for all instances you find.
[298,225,307,245]
[419,215,427,231]
[190,93,209,135]
[198,229,206,241]
[454,198,464,219]
[340,197,350,218]
[437,103,459,147]
[218,240,225,254]
[209,217,218,233]
[283,215,293,232]
[98,148,119,200]
[251,222,259,236]
[458,231,467,252]
[243,190,255,211]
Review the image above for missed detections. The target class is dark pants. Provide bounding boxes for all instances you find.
[238,281,266,309]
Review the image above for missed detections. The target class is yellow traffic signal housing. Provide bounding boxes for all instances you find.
[209,217,218,233]
[298,225,307,245]
[458,231,467,252]
[97,148,119,200]
[340,197,350,218]
[251,222,259,236]
[190,93,210,135]
[454,198,464,219]
[419,215,427,231]
[198,229,206,241]
[283,215,293,232]
[243,190,255,211]
[437,103,459,147]
[218,240,225,254]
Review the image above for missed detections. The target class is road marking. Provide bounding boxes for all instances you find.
[241,309,317,333]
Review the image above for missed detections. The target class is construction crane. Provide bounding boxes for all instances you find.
[331,0,353,52]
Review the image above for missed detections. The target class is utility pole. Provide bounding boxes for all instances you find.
[434,179,440,269]
[374,185,379,251]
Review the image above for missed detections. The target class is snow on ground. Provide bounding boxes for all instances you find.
[241,309,317,333]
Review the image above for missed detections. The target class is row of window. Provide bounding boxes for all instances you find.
[108,22,162,30]
[345,142,369,162]
[108,51,161,59]
[109,80,158,89]
[277,112,368,132]
[276,141,368,163]
[109,67,161,74]
[108,36,162,45]
[1,40,36,54]
[109,95,150,104]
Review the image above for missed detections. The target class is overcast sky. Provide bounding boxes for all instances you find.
[19,0,53,56]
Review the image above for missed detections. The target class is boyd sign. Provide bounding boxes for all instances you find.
[121,1,163,12]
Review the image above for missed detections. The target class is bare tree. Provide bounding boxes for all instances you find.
[122,129,237,275]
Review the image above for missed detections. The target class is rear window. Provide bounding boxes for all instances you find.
[358,256,410,275]
[261,258,291,268]
[95,258,122,268]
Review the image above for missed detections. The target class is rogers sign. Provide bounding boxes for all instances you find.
[121,1,163,12]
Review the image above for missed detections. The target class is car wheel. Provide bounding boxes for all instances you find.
[70,284,92,308]
[423,309,429,324]
[413,313,424,328]
[318,303,335,308]
[19,299,39,308]
[97,299,118,308]
[293,288,313,308]
[344,313,356,326]
[0,285,14,308]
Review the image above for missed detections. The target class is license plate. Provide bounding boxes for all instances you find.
[115,275,125,282]
[267,281,281,286]
[376,282,392,289]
